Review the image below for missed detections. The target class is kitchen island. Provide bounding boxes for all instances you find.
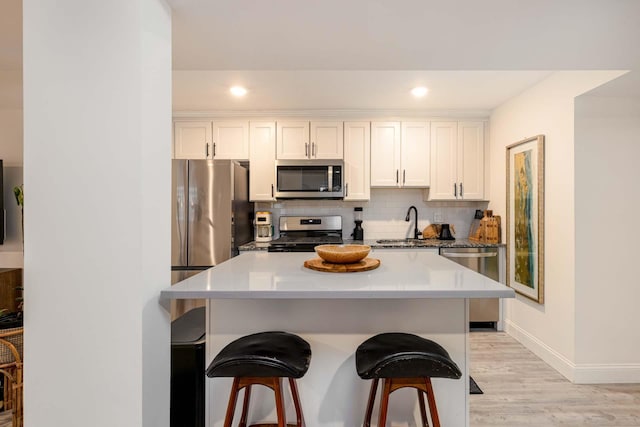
[161,251,514,427]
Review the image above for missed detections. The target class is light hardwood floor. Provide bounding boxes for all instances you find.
[469,332,640,426]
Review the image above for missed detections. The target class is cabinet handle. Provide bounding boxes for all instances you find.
[213,143,216,157]
[454,183,457,198]
[396,170,399,184]
[271,184,274,198]
[205,143,210,158]
[305,143,309,157]
[312,142,315,157]
[403,170,406,185]
[460,183,463,198]
[345,183,349,197]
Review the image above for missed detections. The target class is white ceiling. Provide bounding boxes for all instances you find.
[2,1,639,111]
[172,70,553,112]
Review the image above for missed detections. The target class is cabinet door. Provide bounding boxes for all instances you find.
[212,121,249,160]
[343,122,370,200]
[401,122,430,187]
[311,121,344,159]
[458,121,484,200]
[249,122,276,201]
[429,122,458,199]
[276,121,310,159]
[173,121,211,159]
[370,122,401,187]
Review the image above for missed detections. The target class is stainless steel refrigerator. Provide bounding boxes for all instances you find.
[171,159,252,285]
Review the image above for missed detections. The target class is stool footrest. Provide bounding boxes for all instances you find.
[248,424,300,427]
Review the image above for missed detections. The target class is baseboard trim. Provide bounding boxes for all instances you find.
[573,363,640,384]
[504,320,575,382]
[505,320,640,384]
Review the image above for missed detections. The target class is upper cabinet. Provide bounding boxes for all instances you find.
[401,122,430,187]
[212,121,250,160]
[249,122,276,201]
[173,121,211,159]
[276,121,343,160]
[370,121,430,188]
[173,120,249,160]
[343,122,371,201]
[428,121,484,200]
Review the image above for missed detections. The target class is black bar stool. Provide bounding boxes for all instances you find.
[206,331,311,427]
[355,332,462,427]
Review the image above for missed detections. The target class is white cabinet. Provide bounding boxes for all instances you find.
[276,121,343,160]
[173,121,211,159]
[401,122,430,187]
[370,121,430,188]
[370,122,400,186]
[211,121,249,160]
[173,120,249,160]
[249,122,276,201]
[343,122,370,200]
[429,121,484,200]
[311,122,344,159]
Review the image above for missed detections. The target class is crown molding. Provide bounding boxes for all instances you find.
[172,109,491,120]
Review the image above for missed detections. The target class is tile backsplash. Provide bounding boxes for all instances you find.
[255,188,488,240]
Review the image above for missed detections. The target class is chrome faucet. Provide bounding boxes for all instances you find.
[405,205,421,239]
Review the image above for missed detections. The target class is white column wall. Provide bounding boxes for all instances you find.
[574,94,640,382]
[487,71,624,380]
[23,1,171,426]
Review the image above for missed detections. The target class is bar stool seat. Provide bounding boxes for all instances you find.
[356,333,461,427]
[207,331,311,427]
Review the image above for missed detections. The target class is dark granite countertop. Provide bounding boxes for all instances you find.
[238,238,504,251]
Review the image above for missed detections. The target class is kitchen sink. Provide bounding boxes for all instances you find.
[376,239,421,244]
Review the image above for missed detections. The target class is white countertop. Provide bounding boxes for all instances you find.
[162,251,515,300]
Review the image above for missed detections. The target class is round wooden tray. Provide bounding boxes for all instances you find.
[303,257,381,273]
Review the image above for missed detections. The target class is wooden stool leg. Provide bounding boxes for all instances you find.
[417,389,429,427]
[363,378,379,427]
[377,379,392,427]
[273,377,288,427]
[288,378,305,427]
[239,384,252,427]
[424,378,440,427]
[224,378,241,427]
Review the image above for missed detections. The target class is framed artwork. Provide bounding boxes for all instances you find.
[506,135,545,303]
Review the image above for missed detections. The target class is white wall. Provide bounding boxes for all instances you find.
[23,1,172,426]
[257,188,488,240]
[574,94,640,381]
[487,71,624,380]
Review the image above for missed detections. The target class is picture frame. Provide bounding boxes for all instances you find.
[506,135,545,303]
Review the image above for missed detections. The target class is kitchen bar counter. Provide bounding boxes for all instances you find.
[162,251,514,427]
[162,251,513,300]
[238,237,505,251]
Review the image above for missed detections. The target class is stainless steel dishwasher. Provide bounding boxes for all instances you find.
[440,247,499,329]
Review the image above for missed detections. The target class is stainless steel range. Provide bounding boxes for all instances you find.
[268,215,343,252]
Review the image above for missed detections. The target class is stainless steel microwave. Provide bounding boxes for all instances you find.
[275,159,344,199]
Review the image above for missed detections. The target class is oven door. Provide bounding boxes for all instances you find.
[275,160,343,199]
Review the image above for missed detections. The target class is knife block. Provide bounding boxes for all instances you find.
[469,210,501,243]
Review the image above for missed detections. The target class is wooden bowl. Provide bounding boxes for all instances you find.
[314,244,371,264]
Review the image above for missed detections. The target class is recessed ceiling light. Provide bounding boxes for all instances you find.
[411,86,428,97]
[230,86,248,97]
